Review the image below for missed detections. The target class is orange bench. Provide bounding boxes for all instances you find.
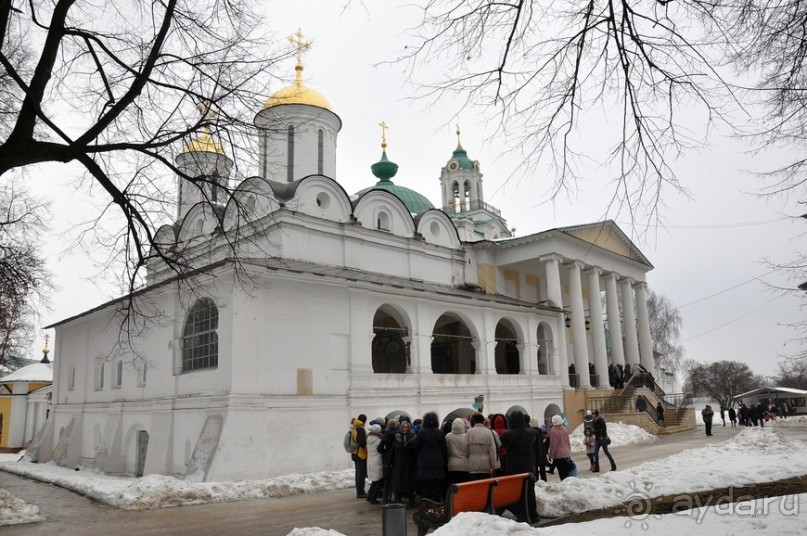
[413,479,496,536]
[491,472,534,524]
[413,473,534,535]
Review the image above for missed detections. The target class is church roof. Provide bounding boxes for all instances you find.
[450,145,475,170]
[354,182,435,215]
[0,362,53,383]
[354,149,435,214]
[263,45,332,112]
[180,126,226,156]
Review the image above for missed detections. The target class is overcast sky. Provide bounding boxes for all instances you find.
[27,1,804,379]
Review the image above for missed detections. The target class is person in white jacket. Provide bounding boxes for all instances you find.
[365,423,385,504]
[445,417,470,486]
[466,413,497,479]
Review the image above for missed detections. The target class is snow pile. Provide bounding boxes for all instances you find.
[535,427,807,517]
[432,512,536,535]
[0,451,25,464]
[772,415,807,427]
[0,488,43,526]
[115,470,354,509]
[569,422,656,452]
[425,492,805,536]
[0,460,353,510]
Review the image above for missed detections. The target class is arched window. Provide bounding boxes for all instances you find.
[286,125,295,182]
[431,314,476,374]
[377,210,390,231]
[463,181,471,210]
[317,129,324,175]
[182,298,219,372]
[451,182,460,213]
[371,306,409,373]
[494,319,520,374]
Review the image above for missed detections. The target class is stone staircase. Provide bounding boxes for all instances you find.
[585,373,696,436]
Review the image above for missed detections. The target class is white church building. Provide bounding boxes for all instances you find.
[29,44,656,481]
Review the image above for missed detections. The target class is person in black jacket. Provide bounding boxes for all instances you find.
[500,410,539,524]
[412,411,448,502]
[591,409,616,472]
[389,419,416,505]
[377,418,399,504]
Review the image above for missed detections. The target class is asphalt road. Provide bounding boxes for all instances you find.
[1,425,745,536]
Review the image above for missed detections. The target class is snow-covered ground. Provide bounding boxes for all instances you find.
[569,422,656,452]
[2,424,806,533]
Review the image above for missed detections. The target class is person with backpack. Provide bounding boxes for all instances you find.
[349,414,368,498]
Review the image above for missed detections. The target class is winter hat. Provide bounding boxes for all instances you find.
[592,409,600,416]
[551,414,563,426]
[369,424,382,434]
[586,410,592,416]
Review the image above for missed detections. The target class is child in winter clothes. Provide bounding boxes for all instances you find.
[584,428,595,470]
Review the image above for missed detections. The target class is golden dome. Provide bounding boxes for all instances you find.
[181,126,226,156]
[263,63,333,112]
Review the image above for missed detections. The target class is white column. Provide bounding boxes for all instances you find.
[411,334,432,374]
[634,281,655,372]
[620,277,641,366]
[586,268,609,387]
[568,261,591,388]
[540,255,563,308]
[604,273,625,367]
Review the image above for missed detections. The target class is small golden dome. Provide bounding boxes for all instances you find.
[181,127,226,155]
[263,64,333,111]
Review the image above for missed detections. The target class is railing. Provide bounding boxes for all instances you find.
[442,200,502,217]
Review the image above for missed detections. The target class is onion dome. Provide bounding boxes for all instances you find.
[263,29,333,111]
[180,126,226,156]
[354,122,435,214]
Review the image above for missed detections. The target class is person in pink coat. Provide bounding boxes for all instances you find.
[546,414,577,480]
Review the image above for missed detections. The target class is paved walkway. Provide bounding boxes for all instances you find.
[1,426,743,536]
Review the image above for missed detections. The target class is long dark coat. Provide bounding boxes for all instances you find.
[412,427,448,480]
[389,430,416,494]
[501,411,538,475]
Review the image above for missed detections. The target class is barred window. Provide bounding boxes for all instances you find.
[182,298,219,372]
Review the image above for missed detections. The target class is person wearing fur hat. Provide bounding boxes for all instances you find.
[365,423,385,504]
[547,414,576,480]
[389,419,417,505]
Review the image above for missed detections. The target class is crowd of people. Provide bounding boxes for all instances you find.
[346,408,619,523]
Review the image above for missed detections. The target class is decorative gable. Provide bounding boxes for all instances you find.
[557,220,653,268]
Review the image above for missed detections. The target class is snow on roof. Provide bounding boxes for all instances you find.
[735,386,807,399]
[0,363,53,383]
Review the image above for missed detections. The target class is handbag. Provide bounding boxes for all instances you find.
[603,436,612,446]
[566,457,579,477]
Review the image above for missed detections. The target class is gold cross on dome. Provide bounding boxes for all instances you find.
[456,124,462,147]
[379,120,389,148]
[288,28,311,64]
[196,99,217,122]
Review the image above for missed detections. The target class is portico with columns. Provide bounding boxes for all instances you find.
[487,220,655,389]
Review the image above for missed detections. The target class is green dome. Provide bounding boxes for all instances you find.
[451,146,475,170]
[355,181,435,214]
[355,150,435,214]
